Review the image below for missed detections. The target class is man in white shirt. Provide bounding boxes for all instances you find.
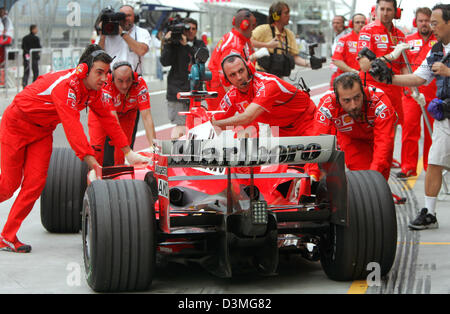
[384,4,450,230]
[97,5,151,75]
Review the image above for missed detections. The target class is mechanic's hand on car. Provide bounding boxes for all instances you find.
[125,150,151,165]
[84,155,101,170]
[389,43,410,60]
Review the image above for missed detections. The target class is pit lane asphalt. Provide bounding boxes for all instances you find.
[1,67,450,294]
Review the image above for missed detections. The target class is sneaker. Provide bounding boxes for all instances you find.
[396,170,417,179]
[0,236,32,253]
[408,208,439,230]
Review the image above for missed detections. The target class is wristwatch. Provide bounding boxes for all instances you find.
[120,31,127,37]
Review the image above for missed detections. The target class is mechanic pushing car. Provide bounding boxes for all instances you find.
[308,72,397,181]
[0,44,149,253]
[88,60,156,166]
[210,53,316,137]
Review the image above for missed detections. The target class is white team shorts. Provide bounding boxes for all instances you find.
[428,119,450,170]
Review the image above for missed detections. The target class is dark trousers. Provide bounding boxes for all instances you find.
[22,57,39,88]
[103,111,140,167]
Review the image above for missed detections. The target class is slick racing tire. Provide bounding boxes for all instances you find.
[40,147,88,233]
[320,170,397,281]
[82,179,156,292]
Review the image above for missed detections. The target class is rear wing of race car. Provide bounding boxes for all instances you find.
[153,135,347,233]
[156,135,337,167]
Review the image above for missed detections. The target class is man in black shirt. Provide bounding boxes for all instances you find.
[160,17,206,139]
[22,24,41,88]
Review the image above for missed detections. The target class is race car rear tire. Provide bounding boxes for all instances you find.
[40,147,88,233]
[320,170,397,281]
[82,179,156,292]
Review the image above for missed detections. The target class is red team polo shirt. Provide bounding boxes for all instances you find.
[216,71,316,137]
[312,87,397,180]
[332,30,361,76]
[357,20,406,124]
[9,69,129,160]
[206,28,254,111]
[102,74,151,115]
[88,74,151,165]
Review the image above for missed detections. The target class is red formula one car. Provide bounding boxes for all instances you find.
[40,49,397,292]
[41,120,397,293]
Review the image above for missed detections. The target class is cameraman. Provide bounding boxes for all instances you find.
[97,5,150,74]
[376,4,449,230]
[160,17,205,139]
[251,2,322,78]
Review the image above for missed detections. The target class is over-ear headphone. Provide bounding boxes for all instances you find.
[395,7,402,19]
[232,8,252,31]
[111,60,139,82]
[272,11,281,21]
[76,49,108,79]
[221,52,255,84]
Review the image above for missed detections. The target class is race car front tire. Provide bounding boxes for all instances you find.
[40,147,88,233]
[82,179,156,292]
[320,170,397,281]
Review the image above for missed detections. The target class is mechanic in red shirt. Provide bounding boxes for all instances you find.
[210,53,316,137]
[88,60,156,166]
[0,45,148,253]
[331,13,367,79]
[397,7,437,178]
[357,0,409,125]
[309,72,397,181]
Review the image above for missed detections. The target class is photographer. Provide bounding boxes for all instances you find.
[97,5,150,74]
[375,4,449,230]
[251,2,324,78]
[160,17,205,139]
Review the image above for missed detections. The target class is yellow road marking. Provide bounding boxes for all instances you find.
[347,157,425,294]
[347,280,368,294]
[398,241,450,245]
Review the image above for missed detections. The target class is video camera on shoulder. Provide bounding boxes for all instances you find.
[166,17,191,43]
[98,7,126,36]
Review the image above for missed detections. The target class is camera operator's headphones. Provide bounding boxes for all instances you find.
[76,49,108,79]
[119,4,140,23]
[221,52,255,84]
[272,10,281,21]
[333,72,374,126]
[111,60,139,82]
[232,8,252,31]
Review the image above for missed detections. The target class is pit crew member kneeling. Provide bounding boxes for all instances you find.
[308,72,397,181]
[88,60,156,166]
[210,53,316,137]
[0,45,149,253]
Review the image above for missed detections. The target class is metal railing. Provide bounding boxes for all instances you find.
[2,46,164,97]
